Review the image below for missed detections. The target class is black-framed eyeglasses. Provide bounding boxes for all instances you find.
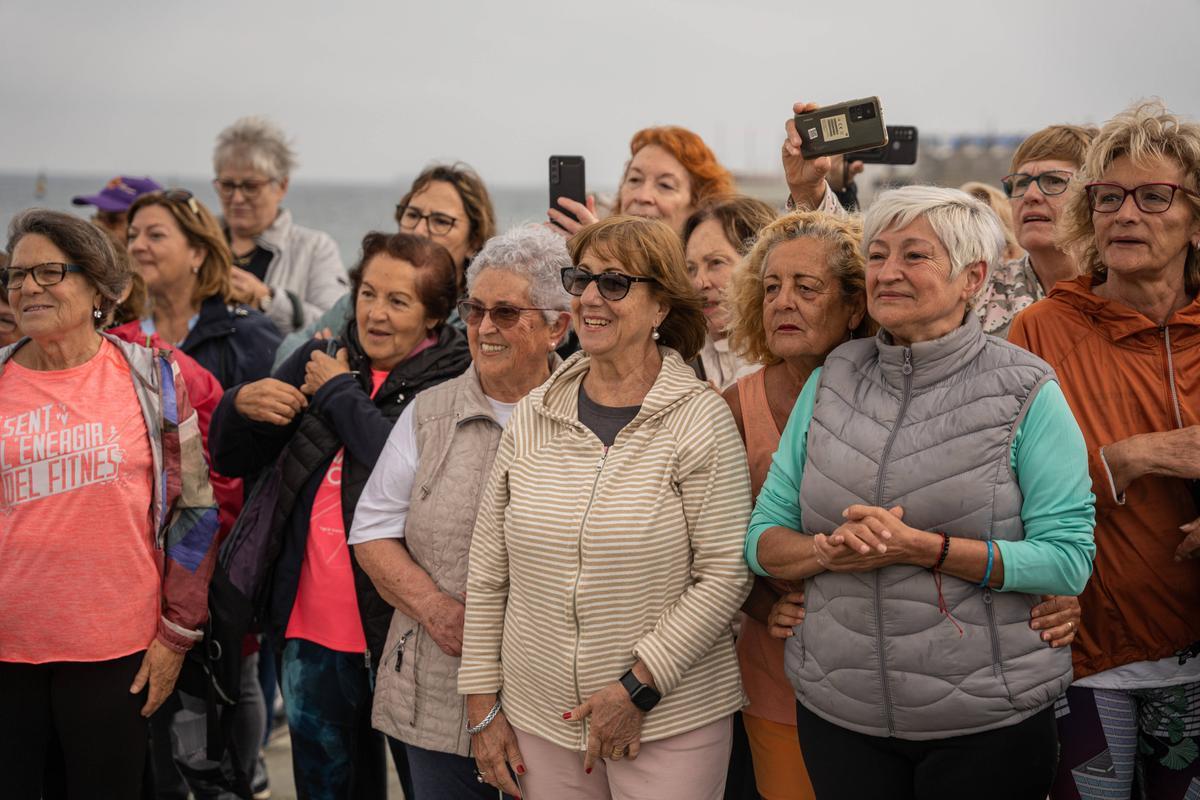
[560,266,656,302]
[1085,182,1200,214]
[456,299,555,329]
[396,205,459,236]
[1001,171,1073,198]
[161,189,201,217]
[2,262,86,291]
[212,178,275,200]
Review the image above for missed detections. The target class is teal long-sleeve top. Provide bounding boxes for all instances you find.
[745,368,1096,596]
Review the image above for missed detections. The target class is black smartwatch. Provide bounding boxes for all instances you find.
[619,669,662,712]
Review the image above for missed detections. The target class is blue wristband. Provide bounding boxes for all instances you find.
[978,540,995,588]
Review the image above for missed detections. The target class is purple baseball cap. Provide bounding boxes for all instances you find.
[72,176,163,213]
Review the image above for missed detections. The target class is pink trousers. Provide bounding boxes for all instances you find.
[512,716,733,800]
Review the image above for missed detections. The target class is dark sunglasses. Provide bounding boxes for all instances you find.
[457,299,554,328]
[560,266,656,302]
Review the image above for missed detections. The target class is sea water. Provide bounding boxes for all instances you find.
[0,172,557,267]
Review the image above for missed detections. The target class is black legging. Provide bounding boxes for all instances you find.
[795,700,1058,800]
[0,652,148,800]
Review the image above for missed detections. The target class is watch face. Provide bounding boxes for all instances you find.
[631,685,661,711]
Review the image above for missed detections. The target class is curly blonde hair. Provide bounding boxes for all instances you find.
[1058,100,1200,293]
[727,210,870,366]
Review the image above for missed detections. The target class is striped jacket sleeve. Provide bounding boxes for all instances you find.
[157,354,221,653]
[632,393,754,696]
[458,418,517,694]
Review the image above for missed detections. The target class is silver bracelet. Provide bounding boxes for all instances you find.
[466,698,502,735]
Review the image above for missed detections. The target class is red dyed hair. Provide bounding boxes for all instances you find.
[623,126,735,208]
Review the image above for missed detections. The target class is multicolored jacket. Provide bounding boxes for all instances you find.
[0,334,220,653]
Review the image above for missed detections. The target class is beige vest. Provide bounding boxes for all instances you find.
[371,366,507,755]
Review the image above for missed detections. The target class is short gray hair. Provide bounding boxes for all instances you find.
[862,185,1006,306]
[466,225,572,324]
[213,116,297,182]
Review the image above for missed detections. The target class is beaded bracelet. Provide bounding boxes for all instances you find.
[932,532,950,571]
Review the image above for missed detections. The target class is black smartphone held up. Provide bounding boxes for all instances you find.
[849,125,919,165]
[549,155,586,228]
[795,97,888,160]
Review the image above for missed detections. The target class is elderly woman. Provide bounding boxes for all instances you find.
[748,186,1097,800]
[459,215,753,800]
[1008,102,1200,800]
[683,195,777,390]
[974,124,1097,338]
[348,225,571,799]
[275,162,499,366]
[721,210,871,800]
[127,190,282,389]
[210,231,470,798]
[213,116,348,333]
[0,209,218,797]
[550,126,736,237]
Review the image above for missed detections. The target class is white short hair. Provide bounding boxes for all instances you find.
[213,116,297,182]
[466,225,572,325]
[862,185,1006,305]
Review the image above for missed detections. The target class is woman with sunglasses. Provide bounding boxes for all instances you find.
[209,231,470,798]
[459,215,753,799]
[127,190,282,390]
[0,210,219,798]
[975,124,1097,338]
[1009,101,1200,800]
[348,225,571,799]
[212,116,348,333]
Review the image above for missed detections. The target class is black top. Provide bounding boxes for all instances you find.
[232,245,273,282]
[577,384,640,448]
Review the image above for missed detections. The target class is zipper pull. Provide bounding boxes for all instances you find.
[902,348,913,376]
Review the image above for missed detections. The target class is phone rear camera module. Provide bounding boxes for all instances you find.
[849,103,877,121]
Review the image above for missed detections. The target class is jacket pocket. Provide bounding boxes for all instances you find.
[982,589,1014,702]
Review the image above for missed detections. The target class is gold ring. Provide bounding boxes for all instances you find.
[612,746,624,759]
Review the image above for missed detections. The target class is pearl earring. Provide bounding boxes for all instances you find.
[651,325,660,341]
[93,308,103,320]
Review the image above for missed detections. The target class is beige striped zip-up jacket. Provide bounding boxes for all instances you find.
[458,347,754,750]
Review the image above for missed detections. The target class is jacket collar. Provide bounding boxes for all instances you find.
[255,208,292,252]
[875,312,988,391]
[1048,275,1200,346]
[453,353,566,425]
[530,346,705,432]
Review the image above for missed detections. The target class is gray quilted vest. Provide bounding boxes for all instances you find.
[787,315,1071,740]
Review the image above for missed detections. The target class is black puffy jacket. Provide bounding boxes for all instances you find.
[210,323,471,668]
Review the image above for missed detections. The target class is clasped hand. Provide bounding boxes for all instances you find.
[813,504,927,573]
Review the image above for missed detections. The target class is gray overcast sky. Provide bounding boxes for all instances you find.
[1,0,1196,187]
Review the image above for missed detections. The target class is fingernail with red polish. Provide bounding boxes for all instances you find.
[586,768,593,775]
[562,712,572,720]
[516,765,525,775]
